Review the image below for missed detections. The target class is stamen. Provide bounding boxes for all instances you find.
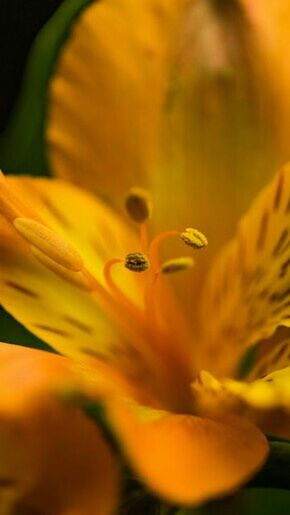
[125,252,150,272]
[149,230,179,271]
[140,222,149,253]
[103,257,149,338]
[13,217,83,271]
[161,257,194,274]
[125,187,152,223]
[104,258,123,294]
[104,257,145,319]
[181,227,208,249]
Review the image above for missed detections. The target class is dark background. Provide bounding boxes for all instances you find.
[0,0,63,348]
[0,0,63,132]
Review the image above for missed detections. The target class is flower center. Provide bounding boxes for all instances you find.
[103,187,207,322]
[102,187,208,411]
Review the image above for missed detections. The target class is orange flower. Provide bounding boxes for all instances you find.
[1,0,290,510]
[0,165,277,506]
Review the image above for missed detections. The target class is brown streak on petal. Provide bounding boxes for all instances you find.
[270,287,290,303]
[63,315,94,335]
[271,300,290,316]
[256,210,269,251]
[5,280,39,298]
[272,228,289,256]
[81,347,108,361]
[32,323,71,338]
[273,342,289,363]
[273,173,284,210]
[279,257,290,278]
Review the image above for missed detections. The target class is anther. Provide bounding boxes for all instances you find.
[125,252,150,272]
[125,187,152,223]
[181,228,208,249]
[14,217,83,271]
[161,257,194,274]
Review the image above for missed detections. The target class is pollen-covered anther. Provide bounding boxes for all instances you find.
[181,227,208,249]
[161,257,194,274]
[14,217,83,271]
[125,187,152,223]
[125,252,150,272]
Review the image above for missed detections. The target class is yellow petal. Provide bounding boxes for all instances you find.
[0,175,143,363]
[105,397,268,505]
[199,164,290,376]
[0,343,119,515]
[47,0,186,209]
[193,366,290,415]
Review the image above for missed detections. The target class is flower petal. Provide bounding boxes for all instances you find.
[0,343,119,515]
[46,0,185,208]
[241,0,290,154]
[199,164,290,376]
[0,175,142,363]
[105,397,268,505]
[193,367,290,438]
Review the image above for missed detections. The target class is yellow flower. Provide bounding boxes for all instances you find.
[1,0,290,510]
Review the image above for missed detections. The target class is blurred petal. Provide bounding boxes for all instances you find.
[199,164,290,376]
[46,0,185,207]
[240,0,290,154]
[106,397,268,505]
[0,343,118,515]
[193,368,290,438]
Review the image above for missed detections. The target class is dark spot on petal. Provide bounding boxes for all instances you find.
[5,280,39,298]
[256,209,269,251]
[272,228,289,256]
[33,323,71,338]
[81,347,108,361]
[63,315,93,335]
[273,173,284,210]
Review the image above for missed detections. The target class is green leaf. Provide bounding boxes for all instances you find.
[0,306,51,351]
[250,441,290,489]
[0,0,95,176]
[175,488,290,515]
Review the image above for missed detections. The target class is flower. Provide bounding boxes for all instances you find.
[3,163,288,506]
[1,0,290,511]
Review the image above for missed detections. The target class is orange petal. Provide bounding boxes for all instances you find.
[0,343,119,515]
[240,0,290,154]
[106,398,268,505]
